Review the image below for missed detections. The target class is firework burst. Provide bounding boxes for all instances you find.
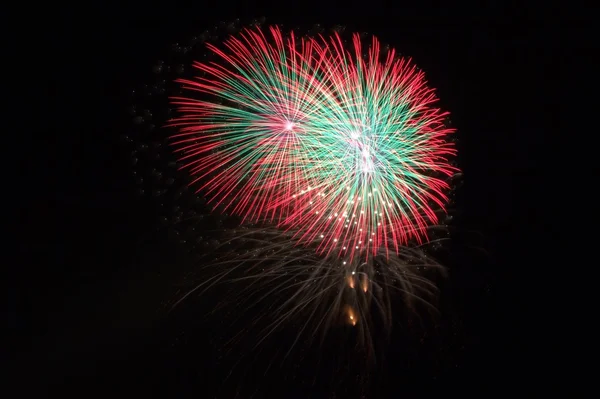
[168,27,457,260]
[169,26,332,222]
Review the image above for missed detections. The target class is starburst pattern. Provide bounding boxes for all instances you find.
[168,26,457,260]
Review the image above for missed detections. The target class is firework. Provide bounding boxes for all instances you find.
[126,25,462,393]
[168,27,457,260]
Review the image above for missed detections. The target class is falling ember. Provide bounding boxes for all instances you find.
[361,275,368,292]
[344,305,358,326]
[347,274,355,289]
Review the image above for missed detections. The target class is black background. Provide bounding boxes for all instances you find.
[14,2,582,397]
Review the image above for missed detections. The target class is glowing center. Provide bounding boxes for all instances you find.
[361,147,374,173]
[284,121,295,131]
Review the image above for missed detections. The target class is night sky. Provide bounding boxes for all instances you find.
[14,2,578,397]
